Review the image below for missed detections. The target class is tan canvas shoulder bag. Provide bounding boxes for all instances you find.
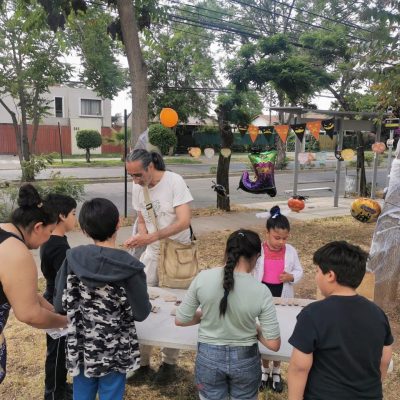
[143,186,200,289]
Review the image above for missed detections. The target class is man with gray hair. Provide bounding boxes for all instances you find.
[124,148,193,385]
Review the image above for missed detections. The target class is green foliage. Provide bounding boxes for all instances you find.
[0,1,71,163]
[76,129,102,162]
[36,172,85,202]
[21,154,54,182]
[148,124,177,155]
[227,33,336,104]
[216,88,262,125]
[144,25,217,121]
[0,182,18,222]
[67,7,127,99]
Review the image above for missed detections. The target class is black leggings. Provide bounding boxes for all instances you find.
[262,282,283,297]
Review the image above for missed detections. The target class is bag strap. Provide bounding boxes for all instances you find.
[143,185,196,241]
[143,186,160,231]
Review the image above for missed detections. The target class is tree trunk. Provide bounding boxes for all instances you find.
[117,0,148,148]
[217,154,231,211]
[0,99,22,162]
[86,149,91,163]
[30,88,40,155]
[216,108,234,211]
[275,91,287,169]
[356,131,367,196]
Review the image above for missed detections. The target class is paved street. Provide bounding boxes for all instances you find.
[0,154,387,215]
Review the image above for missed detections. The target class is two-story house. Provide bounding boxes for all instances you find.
[0,83,114,155]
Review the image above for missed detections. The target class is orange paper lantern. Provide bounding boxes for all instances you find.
[160,108,179,128]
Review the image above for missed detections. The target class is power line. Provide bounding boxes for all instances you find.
[261,0,372,33]
[228,0,368,42]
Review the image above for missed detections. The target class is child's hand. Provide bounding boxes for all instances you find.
[279,272,294,283]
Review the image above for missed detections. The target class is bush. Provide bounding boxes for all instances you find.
[76,130,102,162]
[0,175,85,222]
[36,172,85,202]
[0,182,18,222]
[21,154,54,182]
[149,124,177,155]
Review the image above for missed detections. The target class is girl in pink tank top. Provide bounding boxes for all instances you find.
[259,205,303,394]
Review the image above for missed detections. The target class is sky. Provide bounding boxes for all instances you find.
[66,50,334,119]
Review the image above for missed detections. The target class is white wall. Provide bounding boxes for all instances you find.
[0,85,112,127]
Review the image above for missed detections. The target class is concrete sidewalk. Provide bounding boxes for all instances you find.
[32,196,360,275]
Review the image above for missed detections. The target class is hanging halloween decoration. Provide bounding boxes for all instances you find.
[259,126,274,137]
[237,124,248,137]
[188,147,201,158]
[322,119,335,139]
[291,123,306,143]
[220,148,232,158]
[238,149,277,197]
[160,108,178,128]
[341,149,355,161]
[287,195,306,212]
[247,125,259,143]
[211,180,228,197]
[306,120,322,141]
[274,125,290,143]
[371,142,386,154]
[204,147,215,159]
[350,198,382,223]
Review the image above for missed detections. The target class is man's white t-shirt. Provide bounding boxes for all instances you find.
[131,171,193,245]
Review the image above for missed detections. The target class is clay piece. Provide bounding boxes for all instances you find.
[151,305,160,313]
[149,293,159,300]
[163,294,177,302]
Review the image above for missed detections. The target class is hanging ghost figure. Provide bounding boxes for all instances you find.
[239,149,278,197]
[367,140,400,310]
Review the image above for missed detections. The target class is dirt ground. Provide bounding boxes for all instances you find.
[0,216,398,399]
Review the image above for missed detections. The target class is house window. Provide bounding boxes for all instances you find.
[55,97,63,117]
[81,99,102,116]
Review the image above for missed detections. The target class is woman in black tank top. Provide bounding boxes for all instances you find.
[0,184,66,384]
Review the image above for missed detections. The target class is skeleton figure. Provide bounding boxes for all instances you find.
[367,141,400,310]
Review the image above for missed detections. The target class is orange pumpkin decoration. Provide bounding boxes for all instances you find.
[160,108,179,128]
[350,198,381,223]
[371,142,386,154]
[188,147,201,158]
[288,195,306,212]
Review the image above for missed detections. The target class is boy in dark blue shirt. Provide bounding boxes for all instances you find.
[288,241,393,400]
[41,194,77,400]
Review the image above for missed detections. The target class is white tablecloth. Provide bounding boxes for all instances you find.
[136,287,313,362]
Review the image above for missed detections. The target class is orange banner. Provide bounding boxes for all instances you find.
[247,124,259,143]
[274,124,289,143]
[306,120,321,141]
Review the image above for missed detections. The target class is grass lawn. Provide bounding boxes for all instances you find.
[51,157,202,168]
[0,215,398,399]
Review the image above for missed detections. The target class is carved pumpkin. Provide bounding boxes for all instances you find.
[371,142,386,154]
[288,195,306,212]
[160,108,178,128]
[350,198,381,223]
[188,147,201,158]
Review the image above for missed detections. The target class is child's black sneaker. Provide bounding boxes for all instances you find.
[271,373,284,393]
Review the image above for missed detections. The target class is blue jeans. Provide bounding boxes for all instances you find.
[195,342,261,400]
[73,369,126,400]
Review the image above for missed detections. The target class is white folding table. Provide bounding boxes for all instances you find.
[136,287,313,362]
